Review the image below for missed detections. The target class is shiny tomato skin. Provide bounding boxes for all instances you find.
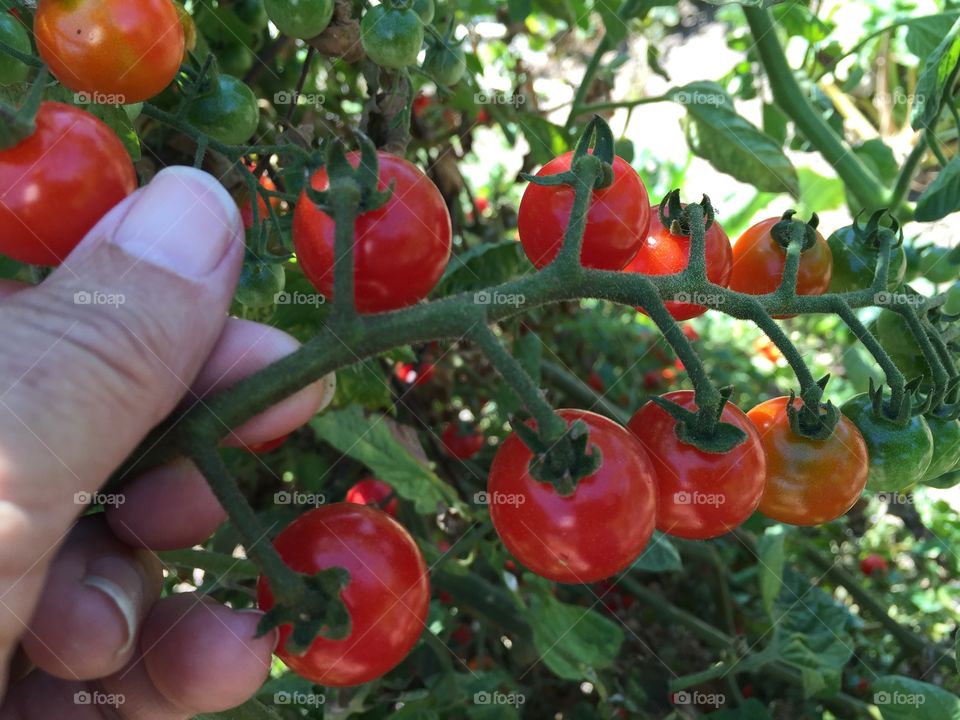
[625,207,733,320]
[729,217,833,298]
[0,102,137,266]
[518,152,651,271]
[748,396,869,525]
[293,152,452,313]
[627,391,766,539]
[256,504,429,686]
[345,477,398,517]
[487,409,657,583]
[35,0,184,103]
[441,424,484,460]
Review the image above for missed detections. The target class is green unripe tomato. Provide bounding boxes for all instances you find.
[264,0,334,39]
[423,41,466,86]
[614,138,635,164]
[918,246,957,284]
[826,225,906,293]
[0,14,31,84]
[840,393,934,492]
[218,43,255,77]
[235,0,269,30]
[923,468,960,489]
[236,262,285,308]
[921,414,960,482]
[361,5,424,69]
[187,74,260,145]
[413,0,435,23]
[944,281,960,315]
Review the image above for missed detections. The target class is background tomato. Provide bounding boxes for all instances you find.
[235,261,285,308]
[827,225,906,293]
[35,0,184,103]
[257,504,429,686]
[729,217,833,298]
[488,409,657,583]
[0,102,137,266]
[840,393,933,492]
[518,152,651,271]
[423,41,466,86]
[625,206,733,320]
[0,14,30,84]
[628,391,766,539]
[187,75,260,145]
[345,477,398,517]
[360,5,424,69]
[413,0,434,23]
[293,152,452,313]
[265,0,333,39]
[441,423,484,460]
[748,396,868,525]
[860,553,889,577]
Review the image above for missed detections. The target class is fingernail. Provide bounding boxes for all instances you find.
[83,556,146,657]
[113,166,241,277]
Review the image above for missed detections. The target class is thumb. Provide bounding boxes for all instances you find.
[0,166,243,650]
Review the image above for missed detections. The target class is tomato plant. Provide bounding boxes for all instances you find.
[840,394,933,492]
[35,0,184,103]
[488,409,657,583]
[747,397,869,525]
[627,391,766,539]
[257,504,429,686]
[360,4,424,69]
[0,102,137,266]
[729,217,833,298]
[293,151,451,313]
[827,225,906,293]
[345,477,398,517]
[264,0,333,39]
[624,206,732,320]
[186,75,260,146]
[441,423,484,460]
[518,152,651,270]
[0,14,29,84]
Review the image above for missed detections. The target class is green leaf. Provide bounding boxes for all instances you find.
[907,13,960,59]
[872,676,960,719]
[762,102,788,146]
[757,525,785,617]
[507,0,533,21]
[632,531,682,572]
[523,589,624,680]
[196,700,282,720]
[674,82,799,195]
[707,699,774,719]
[435,241,530,297]
[772,3,831,42]
[915,155,960,222]
[597,0,628,45]
[701,0,786,6]
[797,167,845,214]
[520,114,573,166]
[310,406,460,513]
[912,16,960,131]
[853,138,899,186]
[334,358,392,410]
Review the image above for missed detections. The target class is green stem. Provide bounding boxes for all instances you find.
[833,301,905,411]
[540,360,630,425]
[743,7,888,212]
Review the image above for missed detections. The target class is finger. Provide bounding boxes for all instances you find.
[18,516,162,681]
[0,280,28,300]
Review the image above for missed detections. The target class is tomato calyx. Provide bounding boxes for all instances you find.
[783,376,841,441]
[649,386,749,454]
[511,418,602,495]
[770,210,820,252]
[304,135,393,217]
[658,189,716,236]
[852,208,904,252]
[521,115,615,192]
[866,377,917,426]
[257,566,352,654]
[0,66,47,150]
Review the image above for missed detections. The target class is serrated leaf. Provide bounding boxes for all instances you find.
[915,155,960,222]
[872,676,960,719]
[757,525,785,617]
[523,589,624,680]
[912,16,960,131]
[674,82,798,195]
[311,406,460,513]
[632,531,682,572]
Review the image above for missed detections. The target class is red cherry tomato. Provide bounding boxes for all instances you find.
[394,361,436,386]
[256,504,429,686]
[587,370,605,393]
[345,477,398,517]
[35,0,184,103]
[244,434,289,454]
[747,396,869,525]
[240,171,280,229]
[729,217,833,298]
[860,554,889,577]
[0,102,137,266]
[293,151,452,313]
[625,207,733,320]
[487,409,657,583]
[518,152,651,270]
[441,423,484,460]
[627,391,767,539]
